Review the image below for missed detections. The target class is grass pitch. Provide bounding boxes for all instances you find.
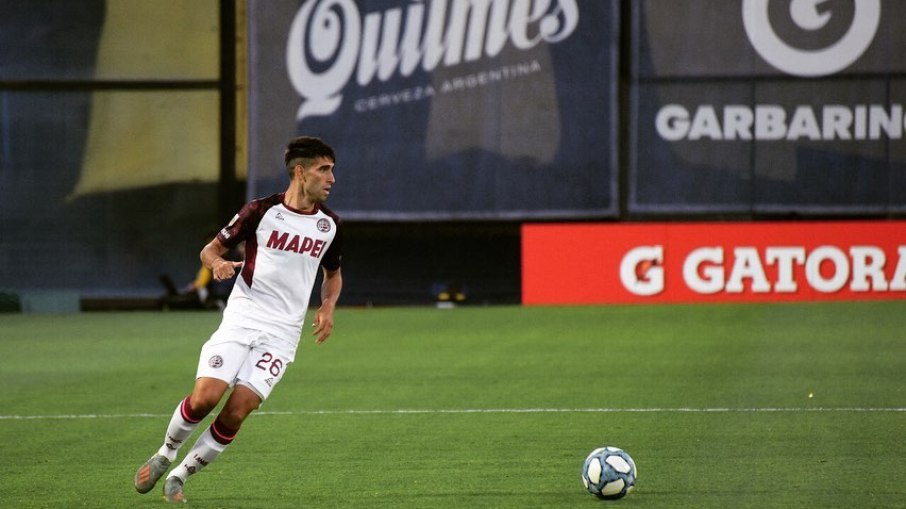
[1,302,904,508]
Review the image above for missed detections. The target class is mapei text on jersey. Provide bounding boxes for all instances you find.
[266,230,328,258]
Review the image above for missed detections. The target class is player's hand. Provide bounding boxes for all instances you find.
[212,260,242,281]
[312,310,334,344]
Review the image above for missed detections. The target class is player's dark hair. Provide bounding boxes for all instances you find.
[284,136,335,176]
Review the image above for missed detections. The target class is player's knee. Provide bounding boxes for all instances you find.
[219,392,260,427]
[189,380,229,414]
[219,405,254,429]
[190,396,218,416]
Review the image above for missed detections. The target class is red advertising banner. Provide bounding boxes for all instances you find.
[522,222,906,305]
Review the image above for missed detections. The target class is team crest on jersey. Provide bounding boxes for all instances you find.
[317,218,331,232]
[209,355,224,368]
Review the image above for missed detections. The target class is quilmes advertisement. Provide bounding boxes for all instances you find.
[247,0,619,220]
[522,221,906,305]
[630,0,906,214]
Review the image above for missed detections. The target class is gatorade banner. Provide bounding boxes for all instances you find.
[522,221,906,304]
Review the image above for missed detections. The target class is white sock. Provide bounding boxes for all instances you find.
[167,424,232,482]
[157,396,205,461]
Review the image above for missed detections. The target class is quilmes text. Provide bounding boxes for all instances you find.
[286,0,579,121]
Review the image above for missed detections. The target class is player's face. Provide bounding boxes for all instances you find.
[300,156,335,203]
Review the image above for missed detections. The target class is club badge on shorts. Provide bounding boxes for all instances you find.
[208,355,224,368]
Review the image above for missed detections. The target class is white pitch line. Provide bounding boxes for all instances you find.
[1,407,905,420]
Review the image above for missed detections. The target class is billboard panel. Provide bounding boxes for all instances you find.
[630,0,906,214]
[635,0,906,79]
[522,221,906,304]
[248,0,620,220]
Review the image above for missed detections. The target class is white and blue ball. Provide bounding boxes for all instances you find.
[581,446,637,500]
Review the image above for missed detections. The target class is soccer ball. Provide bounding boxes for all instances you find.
[581,446,637,500]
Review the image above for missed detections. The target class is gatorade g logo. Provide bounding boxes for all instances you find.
[620,246,664,296]
[742,0,880,77]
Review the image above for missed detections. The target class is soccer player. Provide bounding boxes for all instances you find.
[133,136,343,503]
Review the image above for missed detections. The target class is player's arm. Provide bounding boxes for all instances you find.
[312,267,342,344]
[200,237,243,281]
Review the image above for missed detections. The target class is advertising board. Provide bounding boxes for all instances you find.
[248,0,620,220]
[522,221,906,304]
[630,0,906,214]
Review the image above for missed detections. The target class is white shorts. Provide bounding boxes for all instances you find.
[196,325,297,401]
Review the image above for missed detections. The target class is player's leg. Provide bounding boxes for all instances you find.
[134,330,248,495]
[162,377,230,459]
[164,340,293,502]
[133,377,228,494]
[163,385,262,503]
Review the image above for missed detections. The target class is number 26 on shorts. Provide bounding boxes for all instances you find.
[255,352,283,376]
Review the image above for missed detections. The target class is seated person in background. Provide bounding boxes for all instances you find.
[160,234,241,310]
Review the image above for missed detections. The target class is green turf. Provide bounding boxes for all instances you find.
[1,302,904,508]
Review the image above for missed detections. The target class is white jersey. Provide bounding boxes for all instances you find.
[215,193,342,348]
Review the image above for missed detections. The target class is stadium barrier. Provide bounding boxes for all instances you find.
[522,221,906,305]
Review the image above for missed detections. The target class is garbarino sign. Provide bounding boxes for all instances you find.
[248,0,619,220]
[630,0,906,214]
[636,0,903,79]
[655,103,905,142]
[742,0,881,78]
[522,222,906,304]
